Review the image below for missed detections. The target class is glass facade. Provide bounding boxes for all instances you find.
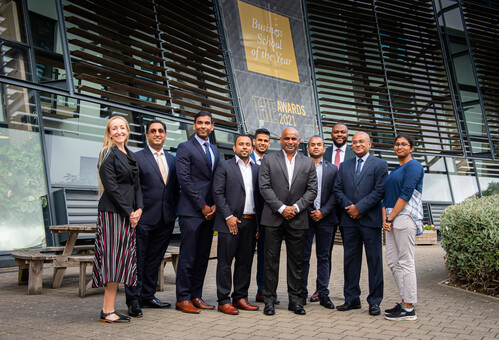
[0,0,497,257]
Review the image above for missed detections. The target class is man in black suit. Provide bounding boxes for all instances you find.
[310,122,355,302]
[259,127,317,316]
[333,131,388,316]
[126,120,179,317]
[301,136,337,309]
[175,111,220,314]
[213,135,261,315]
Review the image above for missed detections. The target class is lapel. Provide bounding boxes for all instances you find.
[321,161,328,194]
[291,153,304,187]
[251,161,258,188]
[356,155,373,186]
[113,146,133,179]
[144,147,164,183]
[228,158,245,191]
[191,137,212,173]
[165,152,175,184]
[276,151,289,186]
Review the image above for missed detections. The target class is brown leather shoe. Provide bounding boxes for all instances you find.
[310,290,320,302]
[233,298,259,311]
[255,294,280,304]
[191,298,215,310]
[218,303,239,315]
[175,300,200,314]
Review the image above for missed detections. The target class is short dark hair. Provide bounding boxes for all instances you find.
[146,119,166,133]
[194,110,213,123]
[394,134,415,148]
[254,128,270,138]
[332,122,348,131]
[308,135,323,146]
[234,134,252,145]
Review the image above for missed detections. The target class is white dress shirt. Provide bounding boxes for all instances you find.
[278,150,299,214]
[226,156,255,220]
[332,144,347,164]
[194,134,215,170]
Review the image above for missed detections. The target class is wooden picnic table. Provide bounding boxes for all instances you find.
[49,224,96,288]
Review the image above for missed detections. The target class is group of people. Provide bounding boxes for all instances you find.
[93,111,424,324]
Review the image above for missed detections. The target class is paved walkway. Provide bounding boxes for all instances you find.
[0,243,497,339]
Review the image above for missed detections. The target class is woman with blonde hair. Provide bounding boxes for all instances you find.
[93,116,143,323]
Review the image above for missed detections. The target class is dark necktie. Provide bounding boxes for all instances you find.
[355,158,363,184]
[204,142,212,170]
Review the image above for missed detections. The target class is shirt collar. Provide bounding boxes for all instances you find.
[356,153,370,162]
[282,149,298,162]
[235,155,254,166]
[149,145,163,156]
[333,143,347,153]
[194,134,209,146]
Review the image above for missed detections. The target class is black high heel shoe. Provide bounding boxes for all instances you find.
[100,310,131,323]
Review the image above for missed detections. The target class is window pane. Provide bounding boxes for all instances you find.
[0,41,32,81]
[0,1,26,43]
[0,84,48,251]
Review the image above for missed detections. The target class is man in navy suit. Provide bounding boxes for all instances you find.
[213,135,262,314]
[311,123,355,302]
[126,120,179,317]
[248,128,274,304]
[334,131,388,316]
[300,136,337,309]
[175,111,220,314]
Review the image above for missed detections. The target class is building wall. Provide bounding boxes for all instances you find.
[0,0,497,254]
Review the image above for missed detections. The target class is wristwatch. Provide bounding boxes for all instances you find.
[293,205,299,213]
[385,218,393,223]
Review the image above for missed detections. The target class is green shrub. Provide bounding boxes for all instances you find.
[440,194,499,297]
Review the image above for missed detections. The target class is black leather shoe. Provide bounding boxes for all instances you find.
[263,303,275,316]
[369,304,381,315]
[100,310,131,323]
[319,295,335,309]
[336,300,361,311]
[288,302,306,315]
[127,304,143,317]
[141,297,171,308]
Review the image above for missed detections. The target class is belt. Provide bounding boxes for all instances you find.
[242,214,256,220]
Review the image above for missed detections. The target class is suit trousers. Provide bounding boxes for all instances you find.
[263,222,305,304]
[125,220,174,306]
[176,216,214,302]
[342,226,383,305]
[385,214,417,304]
[255,226,265,295]
[301,219,334,299]
[216,219,257,305]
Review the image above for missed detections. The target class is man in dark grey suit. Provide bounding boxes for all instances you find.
[333,131,388,316]
[259,128,318,316]
[213,135,261,315]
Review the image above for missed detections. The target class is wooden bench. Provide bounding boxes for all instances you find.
[46,245,94,254]
[68,255,94,298]
[12,249,56,295]
[157,246,180,292]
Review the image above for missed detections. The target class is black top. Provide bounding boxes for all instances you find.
[98,146,143,217]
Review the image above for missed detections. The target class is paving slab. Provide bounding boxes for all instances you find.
[0,243,497,339]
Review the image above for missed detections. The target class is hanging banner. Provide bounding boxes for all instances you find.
[220,0,318,139]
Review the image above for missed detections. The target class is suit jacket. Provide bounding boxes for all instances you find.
[212,158,262,233]
[324,144,355,165]
[176,137,220,218]
[307,160,338,226]
[98,146,143,217]
[259,151,318,229]
[134,147,179,225]
[333,154,388,228]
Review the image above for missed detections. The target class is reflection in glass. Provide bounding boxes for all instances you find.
[0,87,48,250]
[0,1,26,43]
[0,42,32,81]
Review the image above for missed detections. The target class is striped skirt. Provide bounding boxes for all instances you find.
[92,211,137,288]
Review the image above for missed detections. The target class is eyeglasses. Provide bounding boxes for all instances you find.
[149,128,165,134]
[394,143,410,147]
